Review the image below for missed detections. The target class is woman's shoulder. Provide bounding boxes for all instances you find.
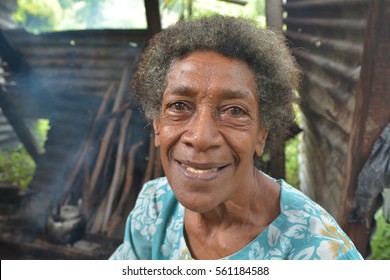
[277,181,362,259]
[110,177,178,259]
[132,177,175,216]
[279,181,327,213]
[278,180,342,232]
[125,176,178,242]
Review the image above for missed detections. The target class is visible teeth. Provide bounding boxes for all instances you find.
[186,166,217,174]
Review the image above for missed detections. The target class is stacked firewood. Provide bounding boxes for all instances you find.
[62,65,163,238]
[0,58,5,90]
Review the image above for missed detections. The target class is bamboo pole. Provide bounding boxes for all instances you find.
[88,65,130,197]
[63,82,116,195]
[105,140,143,237]
[102,110,133,230]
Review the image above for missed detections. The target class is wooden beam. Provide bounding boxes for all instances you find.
[338,0,390,257]
[0,30,44,163]
[269,141,286,180]
[265,0,286,180]
[0,88,43,162]
[144,0,162,36]
[0,30,29,72]
[266,0,283,30]
[218,0,248,5]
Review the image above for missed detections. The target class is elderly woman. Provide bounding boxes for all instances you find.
[110,15,362,260]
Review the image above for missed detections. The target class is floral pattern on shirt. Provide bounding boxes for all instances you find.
[110,176,363,260]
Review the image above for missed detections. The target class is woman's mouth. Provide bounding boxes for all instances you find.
[185,166,218,174]
[177,160,229,181]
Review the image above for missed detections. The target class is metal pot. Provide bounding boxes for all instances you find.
[47,204,86,245]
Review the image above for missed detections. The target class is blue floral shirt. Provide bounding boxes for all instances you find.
[110,176,363,260]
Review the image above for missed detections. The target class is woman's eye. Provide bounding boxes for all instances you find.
[170,102,187,111]
[229,107,243,116]
[224,106,246,117]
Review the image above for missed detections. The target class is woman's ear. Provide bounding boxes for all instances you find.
[153,118,161,147]
[255,127,269,157]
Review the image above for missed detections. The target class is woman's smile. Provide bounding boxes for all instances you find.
[175,159,231,182]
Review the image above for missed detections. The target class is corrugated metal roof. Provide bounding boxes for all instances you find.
[284,0,370,217]
[0,108,19,150]
[3,29,147,98]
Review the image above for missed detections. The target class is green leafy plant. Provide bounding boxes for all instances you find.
[12,0,62,33]
[12,0,109,33]
[162,0,266,27]
[369,207,390,259]
[285,103,302,188]
[0,144,36,189]
[0,119,50,189]
[285,136,300,188]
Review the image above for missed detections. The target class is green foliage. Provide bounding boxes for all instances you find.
[64,0,104,28]
[162,0,266,27]
[12,0,62,33]
[0,119,50,189]
[34,119,50,149]
[12,0,108,33]
[83,0,103,28]
[369,207,390,260]
[58,0,77,9]
[13,0,265,32]
[0,144,36,189]
[285,103,302,188]
[285,136,300,188]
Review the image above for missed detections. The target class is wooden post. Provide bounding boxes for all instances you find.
[0,30,44,162]
[0,89,43,163]
[265,0,285,180]
[338,0,390,257]
[144,0,162,36]
[269,141,286,180]
[266,0,283,30]
[218,0,248,5]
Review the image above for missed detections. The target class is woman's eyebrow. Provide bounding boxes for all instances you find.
[221,89,253,100]
[166,86,253,99]
[166,85,197,97]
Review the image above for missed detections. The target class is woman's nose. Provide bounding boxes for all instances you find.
[181,108,223,152]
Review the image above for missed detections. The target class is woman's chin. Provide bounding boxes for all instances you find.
[176,193,220,213]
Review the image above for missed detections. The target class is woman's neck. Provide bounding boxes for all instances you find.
[183,169,281,259]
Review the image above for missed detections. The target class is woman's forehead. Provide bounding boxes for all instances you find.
[172,50,252,73]
[165,50,257,97]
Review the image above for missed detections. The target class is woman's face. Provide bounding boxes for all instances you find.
[153,50,268,213]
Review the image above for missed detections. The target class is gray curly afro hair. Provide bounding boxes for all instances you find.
[132,15,301,144]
